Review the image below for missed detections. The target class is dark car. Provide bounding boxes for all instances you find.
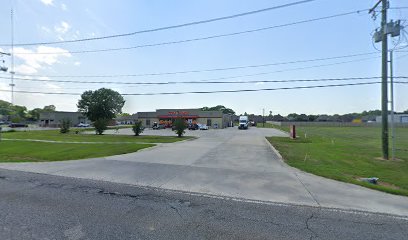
[9,123,28,128]
[152,122,164,130]
[188,124,199,130]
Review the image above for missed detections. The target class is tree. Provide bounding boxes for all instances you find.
[117,113,131,118]
[10,105,27,119]
[77,88,125,135]
[59,118,71,134]
[173,117,186,137]
[201,105,235,115]
[28,108,43,121]
[43,105,56,112]
[93,118,109,135]
[132,121,144,136]
[0,100,12,115]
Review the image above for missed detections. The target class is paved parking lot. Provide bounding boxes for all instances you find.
[1,127,407,216]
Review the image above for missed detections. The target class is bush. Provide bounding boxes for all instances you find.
[93,118,109,135]
[59,118,71,134]
[173,118,187,137]
[132,121,144,136]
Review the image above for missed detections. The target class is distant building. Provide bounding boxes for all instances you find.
[39,111,90,127]
[137,109,233,129]
[115,114,138,125]
[376,114,408,123]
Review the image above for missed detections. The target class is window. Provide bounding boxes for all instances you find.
[146,119,151,126]
[207,119,212,126]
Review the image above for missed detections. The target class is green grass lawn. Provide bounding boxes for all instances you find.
[0,130,192,162]
[1,130,192,143]
[0,141,154,162]
[265,124,408,196]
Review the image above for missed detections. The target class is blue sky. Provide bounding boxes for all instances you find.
[0,0,407,115]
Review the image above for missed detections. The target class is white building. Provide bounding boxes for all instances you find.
[376,114,408,123]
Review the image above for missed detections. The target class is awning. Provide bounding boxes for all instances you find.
[158,115,199,119]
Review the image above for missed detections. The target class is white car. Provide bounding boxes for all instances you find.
[77,123,90,127]
[199,124,209,130]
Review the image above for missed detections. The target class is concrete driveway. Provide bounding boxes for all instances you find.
[1,127,407,216]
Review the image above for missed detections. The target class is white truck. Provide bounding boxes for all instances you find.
[238,116,249,130]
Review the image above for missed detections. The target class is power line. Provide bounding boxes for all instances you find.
[11,52,379,78]
[0,76,394,86]
[389,7,408,10]
[0,56,383,86]
[0,0,315,47]
[1,81,407,96]
[13,10,368,55]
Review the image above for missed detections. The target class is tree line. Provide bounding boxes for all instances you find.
[0,100,56,123]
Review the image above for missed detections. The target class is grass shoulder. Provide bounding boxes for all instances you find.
[265,125,408,196]
[2,130,193,143]
[0,130,194,162]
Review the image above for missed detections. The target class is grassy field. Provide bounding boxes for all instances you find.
[1,130,191,143]
[264,124,408,196]
[0,141,154,162]
[0,130,191,162]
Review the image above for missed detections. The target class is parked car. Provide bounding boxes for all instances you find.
[152,122,164,130]
[199,124,209,130]
[77,123,90,127]
[188,124,199,130]
[8,123,28,128]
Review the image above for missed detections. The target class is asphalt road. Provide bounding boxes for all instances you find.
[0,169,407,240]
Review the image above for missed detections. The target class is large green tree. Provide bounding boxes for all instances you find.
[77,88,125,134]
[201,105,235,115]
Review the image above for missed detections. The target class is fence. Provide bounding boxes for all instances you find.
[266,121,408,128]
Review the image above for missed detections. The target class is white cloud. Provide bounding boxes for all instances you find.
[61,3,67,11]
[74,61,81,66]
[13,46,71,74]
[54,21,71,35]
[14,65,38,75]
[40,0,54,6]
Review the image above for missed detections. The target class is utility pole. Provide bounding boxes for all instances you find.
[380,0,388,160]
[10,7,15,105]
[370,0,402,160]
[262,108,265,127]
[389,50,395,160]
[370,0,388,159]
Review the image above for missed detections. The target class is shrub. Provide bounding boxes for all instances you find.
[59,118,71,134]
[93,118,109,135]
[132,121,144,136]
[173,118,187,137]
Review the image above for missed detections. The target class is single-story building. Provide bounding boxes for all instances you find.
[39,111,90,127]
[115,114,138,125]
[376,114,408,123]
[137,109,233,129]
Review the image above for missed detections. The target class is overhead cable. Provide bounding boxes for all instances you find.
[11,52,379,78]
[1,81,407,96]
[13,10,367,55]
[0,0,315,47]
[0,76,390,85]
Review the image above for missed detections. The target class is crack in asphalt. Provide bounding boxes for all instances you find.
[305,212,318,240]
[168,202,184,220]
